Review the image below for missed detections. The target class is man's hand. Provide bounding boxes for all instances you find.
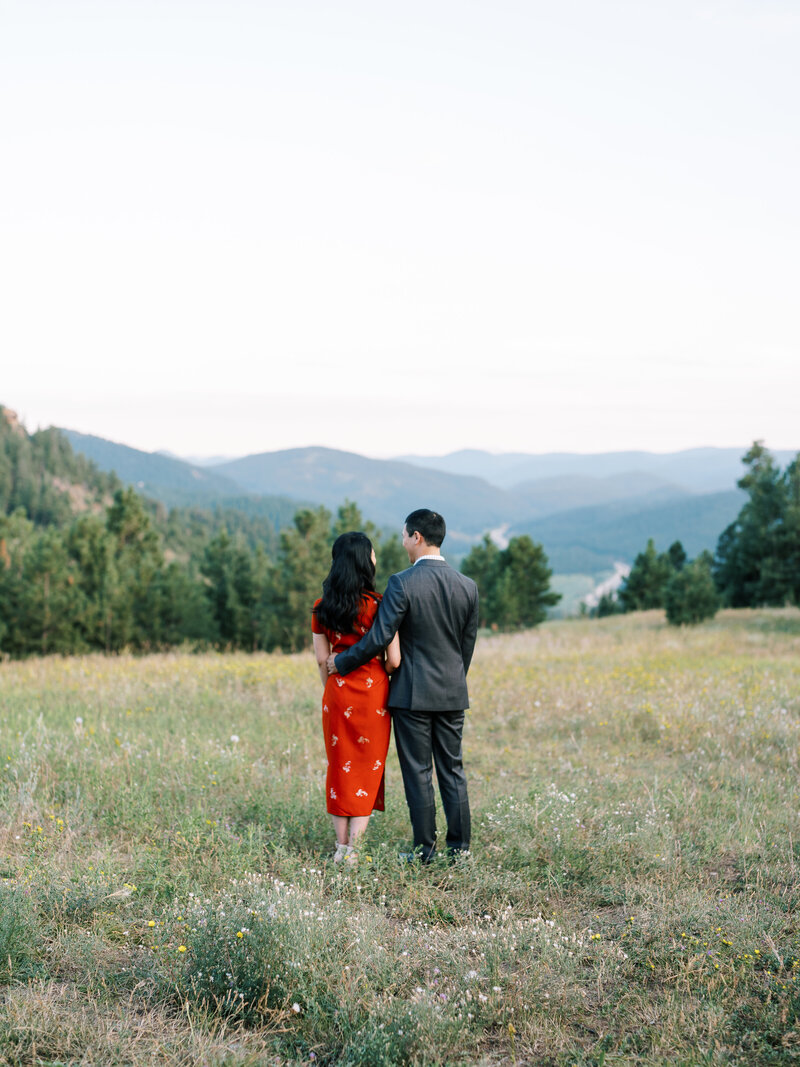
[326,653,339,676]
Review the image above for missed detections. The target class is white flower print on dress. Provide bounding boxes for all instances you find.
[342,761,351,773]
[372,759,382,770]
[365,677,373,688]
[344,706,353,718]
[356,788,368,797]
[360,625,367,634]
[375,708,387,717]
[323,704,329,714]
[331,734,338,746]
[330,788,337,799]
[336,677,346,687]
[357,736,370,744]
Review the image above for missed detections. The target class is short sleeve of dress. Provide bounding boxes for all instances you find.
[311,598,324,635]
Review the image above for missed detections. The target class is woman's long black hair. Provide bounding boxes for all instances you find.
[315,532,377,634]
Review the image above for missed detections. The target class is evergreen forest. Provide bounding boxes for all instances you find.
[1,405,797,657]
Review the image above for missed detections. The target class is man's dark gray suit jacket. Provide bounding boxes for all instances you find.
[334,559,479,711]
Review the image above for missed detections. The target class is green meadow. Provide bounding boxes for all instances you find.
[1,610,798,1065]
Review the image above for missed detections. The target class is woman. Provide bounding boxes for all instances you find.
[312,532,401,864]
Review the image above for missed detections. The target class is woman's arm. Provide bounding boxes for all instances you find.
[313,633,331,686]
[384,632,401,674]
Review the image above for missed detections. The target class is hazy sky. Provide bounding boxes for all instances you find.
[2,0,798,459]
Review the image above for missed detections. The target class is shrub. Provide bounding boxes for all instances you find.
[664,553,720,626]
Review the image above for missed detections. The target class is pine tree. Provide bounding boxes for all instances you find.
[262,507,332,652]
[664,552,720,626]
[375,532,407,589]
[714,442,792,607]
[66,515,118,651]
[461,535,501,627]
[618,539,674,611]
[667,541,687,571]
[461,534,559,630]
[19,529,85,654]
[0,511,35,654]
[201,530,262,647]
[105,488,165,649]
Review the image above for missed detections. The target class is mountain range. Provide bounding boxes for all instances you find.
[62,429,302,528]
[61,430,793,579]
[396,446,799,493]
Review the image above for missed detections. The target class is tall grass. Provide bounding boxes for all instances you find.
[0,608,798,1064]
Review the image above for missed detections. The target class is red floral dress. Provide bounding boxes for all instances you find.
[312,593,391,816]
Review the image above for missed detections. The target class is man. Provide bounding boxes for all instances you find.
[327,509,479,862]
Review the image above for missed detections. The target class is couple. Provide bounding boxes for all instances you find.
[311,509,479,866]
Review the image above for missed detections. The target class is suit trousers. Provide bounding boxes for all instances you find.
[391,707,471,861]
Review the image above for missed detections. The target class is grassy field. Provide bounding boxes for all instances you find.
[1,609,798,1066]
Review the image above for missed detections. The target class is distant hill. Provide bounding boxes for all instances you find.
[211,447,520,534]
[62,430,244,500]
[393,449,537,485]
[513,490,745,574]
[61,430,301,526]
[397,446,799,493]
[513,471,689,518]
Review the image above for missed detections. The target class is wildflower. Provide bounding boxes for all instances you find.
[230,735,240,743]
[147,920,156,927]
[178,945,187,952]
[292,1002,301,1013]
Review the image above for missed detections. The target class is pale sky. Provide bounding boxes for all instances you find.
[2,0,798,459]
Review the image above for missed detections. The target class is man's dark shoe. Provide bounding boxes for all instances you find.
[398,850,435,865]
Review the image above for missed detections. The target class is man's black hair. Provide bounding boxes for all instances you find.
[405,509,446,548]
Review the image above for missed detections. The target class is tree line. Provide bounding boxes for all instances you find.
[600,443,800,624]
[0,483,561,657]
[0,490,409,657]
